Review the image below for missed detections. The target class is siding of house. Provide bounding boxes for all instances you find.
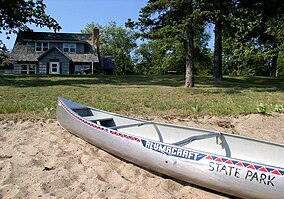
[27,42,35,52]
[13,65,21,74]
[38,49,70,74]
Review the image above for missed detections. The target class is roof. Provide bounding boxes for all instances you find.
[9,42,41,62]
[37,47,71,61]
[10,31,99,63]
[15,31,92,42]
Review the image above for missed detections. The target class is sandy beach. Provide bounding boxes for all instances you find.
[0,113,283,199]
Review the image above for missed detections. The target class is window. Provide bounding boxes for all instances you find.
[42,43,49,51]
[49,62,60,74]
[63,43,76,53]
[36,42,49,51]
[51,64,58,73]
[75,65,91,74]
[20,64,36,74]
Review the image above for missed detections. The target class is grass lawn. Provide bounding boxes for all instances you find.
[0,74,283,120]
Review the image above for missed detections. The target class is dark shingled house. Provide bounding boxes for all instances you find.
[10,28,114,75]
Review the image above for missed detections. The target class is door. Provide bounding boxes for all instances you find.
[50,62,60,74]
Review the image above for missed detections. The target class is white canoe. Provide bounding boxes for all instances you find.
[57,97,284,198]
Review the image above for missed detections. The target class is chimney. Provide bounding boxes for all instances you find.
[92,27,100,50]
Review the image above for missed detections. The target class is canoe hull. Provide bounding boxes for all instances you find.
[57,98,284,199]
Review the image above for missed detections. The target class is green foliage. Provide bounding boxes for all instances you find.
[128,0,198,87]
[133,33,213,76]
[222,0,284,77]
[78,0,284,78]
[191,104,202,113]
[133,40,186,75]
[274,104,283,113]
[0,41,11,69]
[277,51,284,77]
[81,21,137,75]
[80,22,103,34]
[0,0,61,63]
[128,0,214,78]
[222,36,271,76]
[257,103,284,114]
[135,0,284,78]
[257,103,269,115]
[0,0,61,36]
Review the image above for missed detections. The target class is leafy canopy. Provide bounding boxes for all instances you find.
[81,21,138,75]
[0,0,61,38]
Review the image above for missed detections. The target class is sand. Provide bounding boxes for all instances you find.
[0,113,283,199]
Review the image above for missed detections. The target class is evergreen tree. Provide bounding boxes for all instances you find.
[195,0,235,80]
[221,0,284,76]
[128,0,197,87]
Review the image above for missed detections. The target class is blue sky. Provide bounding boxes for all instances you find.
[1,0,148,50]
[1,0,213,50]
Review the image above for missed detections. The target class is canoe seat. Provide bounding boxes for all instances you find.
[72,108,93,117]
[172,132,221,146]
[83,116,116,127]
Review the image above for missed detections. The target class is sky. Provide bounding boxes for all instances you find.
[1,0,148,50]
[1,0,213,50]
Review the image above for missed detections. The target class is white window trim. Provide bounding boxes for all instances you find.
[20,64,36,74]
[35,42,49,52]
[63,43,76,53]
[49,62,60,74]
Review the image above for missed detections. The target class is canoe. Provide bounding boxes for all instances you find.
[56,97,284,199]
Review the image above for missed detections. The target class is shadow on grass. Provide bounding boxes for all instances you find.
[0,74,185,87]
[196,76,284,93]
[0,74,283,93]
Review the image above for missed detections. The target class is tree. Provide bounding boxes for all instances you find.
[81,21,137,75]
[128,0,197,87]
[247,0,284,77]
[221,0,284,77]
[133,27,212,76]
[0,41,10,69]
[0,0,61,38]
[133,39,186,75]
[195,0,236,80]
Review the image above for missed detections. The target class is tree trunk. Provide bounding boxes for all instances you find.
[185,2,194,88]
[213,20,223,81]
[270,54,278,77]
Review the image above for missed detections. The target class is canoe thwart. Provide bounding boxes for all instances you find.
[109,122,153,130]
[172,132,221,146]
[83,116,114,122]
[83,116,116,127]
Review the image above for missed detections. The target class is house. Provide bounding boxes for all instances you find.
[9,28,115,75]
